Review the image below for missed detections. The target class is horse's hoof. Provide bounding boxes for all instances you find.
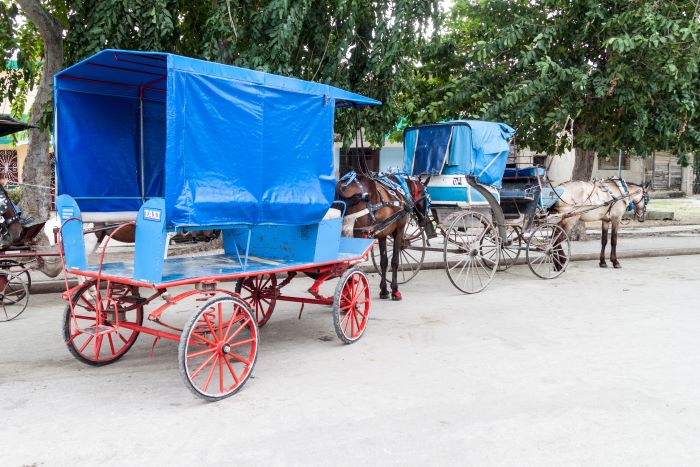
[613,263,622,269]
[599,262,608,268]
[391,291,402,301]
[379,291,390,299]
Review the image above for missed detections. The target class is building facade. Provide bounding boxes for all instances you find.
[335,134,697,196]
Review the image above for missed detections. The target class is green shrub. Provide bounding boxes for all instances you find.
[6,187,22,205]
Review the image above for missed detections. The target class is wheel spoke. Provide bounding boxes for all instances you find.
[223,353,240,385]
[221,309,241,342]
[202,313,219,342]
[117,331,129,344]
[78,334,94,352]
[228,336,256,348]
[190,351,218,379]
[217,302,223,341]
[202,354,219,392]
[107,333,116,356]
[227,351,251,366]
[224,317,252,344]
[219,353,224,393]
[187,347,217,359]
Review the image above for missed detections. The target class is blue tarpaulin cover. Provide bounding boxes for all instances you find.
[403,120,515,188]
[54,50,379,227]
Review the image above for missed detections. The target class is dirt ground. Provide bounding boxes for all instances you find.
[2,255,700,466]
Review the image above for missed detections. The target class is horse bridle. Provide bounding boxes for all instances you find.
[0,187,20,237]
[636,187,650,222]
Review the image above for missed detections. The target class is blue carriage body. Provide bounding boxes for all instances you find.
[402,120,560,217]
[402,121,515,221]
[403,120,515,188]
[55,50,378,284]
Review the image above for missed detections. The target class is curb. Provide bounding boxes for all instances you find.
[360,247,700,273]
[28,247,700,295]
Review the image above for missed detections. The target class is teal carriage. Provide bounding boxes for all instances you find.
[55,50,378,401]
[381,120,570,293]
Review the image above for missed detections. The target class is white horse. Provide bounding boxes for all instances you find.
[553,179,649,268]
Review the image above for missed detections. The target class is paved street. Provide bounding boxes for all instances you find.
[2,255,700,466]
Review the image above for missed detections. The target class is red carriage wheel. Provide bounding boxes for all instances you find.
[178,296,259,401]
[62,281,143,366]
[332,268,371,344]
[234,274,277,326]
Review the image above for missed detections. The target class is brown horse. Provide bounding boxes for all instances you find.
[336,172,427,300]
[553,178,649,268]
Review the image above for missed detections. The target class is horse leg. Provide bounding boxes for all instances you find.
[378,237,390,299]
[390,228,402,301]
[599,220,609,268]
[611,219,621,268]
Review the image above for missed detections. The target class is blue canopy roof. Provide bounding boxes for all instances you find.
[403,120,515,188]
[54,50,380,227]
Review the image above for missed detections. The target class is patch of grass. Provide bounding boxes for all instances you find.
[647,198,700,222]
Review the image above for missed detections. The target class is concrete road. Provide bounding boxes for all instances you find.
[2,256,700,466]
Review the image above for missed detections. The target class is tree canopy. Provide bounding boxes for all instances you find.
[406,0,700,163]
[0,0,437,218]
[11,0,438,146]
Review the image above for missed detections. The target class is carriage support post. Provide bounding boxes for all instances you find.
[466,176,507,240]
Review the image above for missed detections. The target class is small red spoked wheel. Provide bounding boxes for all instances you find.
[332,268,371,344]
[62,281,144,366]
[179,296,259,401]
[234,274,277,327]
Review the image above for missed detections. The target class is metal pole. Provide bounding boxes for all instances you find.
[617,148,623,178]
[139,89,145,204]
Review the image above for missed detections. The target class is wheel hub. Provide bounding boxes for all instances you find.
[221,343,231,354]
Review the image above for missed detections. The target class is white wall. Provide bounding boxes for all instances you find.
[592,156,646,184]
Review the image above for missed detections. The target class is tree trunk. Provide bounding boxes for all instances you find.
[16,0,63,223]
[571,147,596,181]
[569,147,596,240]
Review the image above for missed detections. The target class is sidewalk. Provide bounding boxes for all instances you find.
[27,223,700,293]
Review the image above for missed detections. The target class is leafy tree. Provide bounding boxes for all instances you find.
[2,0,66,222]
[407,0,700,179]
[2,0,438,220]
[67,0,439,146]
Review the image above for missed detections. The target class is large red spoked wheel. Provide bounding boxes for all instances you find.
[234,274,277,326]
[332,268,370,344]
[62,281,144,366]
[178,296,259,401]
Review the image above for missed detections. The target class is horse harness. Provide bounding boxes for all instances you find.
[338,171,420,237]
[0,188,21,237]
[555,177,648,221]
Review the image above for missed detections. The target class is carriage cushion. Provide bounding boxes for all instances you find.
[503,167,546,178]
[323,208,342,220]
[81,211,138,222]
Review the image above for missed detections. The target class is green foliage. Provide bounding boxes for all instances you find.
[64,0,440,147]
[406,0,700,159]
[6,186,22,205]
[64,0,179,64]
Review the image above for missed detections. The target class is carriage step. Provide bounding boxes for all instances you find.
[77,324,116,336]
[119,296,148,305]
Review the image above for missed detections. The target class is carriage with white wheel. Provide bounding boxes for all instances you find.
[54,50,378,401]
[375,120,571,293]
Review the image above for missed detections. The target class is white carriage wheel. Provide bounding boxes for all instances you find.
[0,268,29,322]
[498,225,522,271]
[525,223,571,279]
[370,214,426,284]
[443,210,500,294]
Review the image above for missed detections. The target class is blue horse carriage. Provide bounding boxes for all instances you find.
[383,120,570,293]
[55,50,377,401]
